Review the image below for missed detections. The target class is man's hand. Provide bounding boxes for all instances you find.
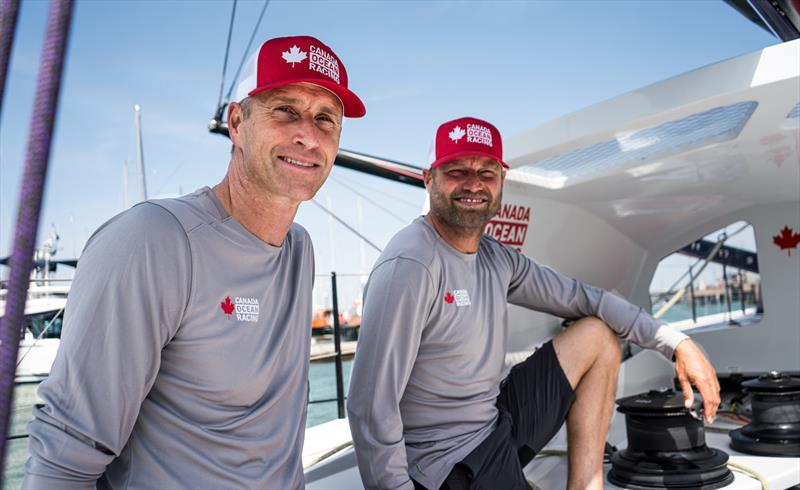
[674,339,720,423]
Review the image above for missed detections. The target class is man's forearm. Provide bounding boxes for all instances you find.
[508,256,687,358]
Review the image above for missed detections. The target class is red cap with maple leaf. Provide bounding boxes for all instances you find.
[234,35,365,118]
[430,116,507,169]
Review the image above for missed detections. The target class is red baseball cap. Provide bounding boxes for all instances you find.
[234,35,365,118]
[430,117,507,169]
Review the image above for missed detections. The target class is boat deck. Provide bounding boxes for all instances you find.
[303,414,800,489]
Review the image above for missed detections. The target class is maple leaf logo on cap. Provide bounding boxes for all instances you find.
[449,126,465,143]
[220,296,235,317]
[444,292,455,304]
[282,45,307,67]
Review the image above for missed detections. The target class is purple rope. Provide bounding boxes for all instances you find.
[0,0,20,114]
[0,0,74,472]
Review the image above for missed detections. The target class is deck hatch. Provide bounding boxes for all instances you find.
[788,102,800,119]
[783,102,800,129]
[514,101,758,188]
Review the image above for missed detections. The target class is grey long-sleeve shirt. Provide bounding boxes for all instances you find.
[347,217,687,490]
[24,187,314,489]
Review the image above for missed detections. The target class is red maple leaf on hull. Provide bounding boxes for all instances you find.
[220,296,235,316]
[444,292,454,304]
[772,226,800,256]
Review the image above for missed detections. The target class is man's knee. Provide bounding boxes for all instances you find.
[571,317,621,363]
[553,317,621,387]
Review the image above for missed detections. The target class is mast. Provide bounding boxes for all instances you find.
[134,104,148,201]
[122,159,130,209]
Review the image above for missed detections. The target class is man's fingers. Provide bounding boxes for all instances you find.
[701,378,721,422]
[673,340,721,422]
[699,385,718,422]
[679,376,694,408]
[704,398,717,422]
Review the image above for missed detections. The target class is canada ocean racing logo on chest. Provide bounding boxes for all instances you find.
[220,296,260,323]
[444,289,471,307]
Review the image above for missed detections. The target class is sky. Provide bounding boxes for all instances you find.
[0,0,778,307]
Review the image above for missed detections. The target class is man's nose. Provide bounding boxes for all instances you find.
[461,171,484,192]
[293,115,321,149]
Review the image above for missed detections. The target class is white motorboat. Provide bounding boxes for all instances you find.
[1,229,72,383]
[3,290,67,383]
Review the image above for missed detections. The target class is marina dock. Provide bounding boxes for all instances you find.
[310,339,357,362]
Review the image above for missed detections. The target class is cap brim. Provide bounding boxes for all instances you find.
[430,150,508,169]
[248,78,366,118]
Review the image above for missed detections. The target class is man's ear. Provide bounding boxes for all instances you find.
[423,168,432,190]
[228,102,244,147]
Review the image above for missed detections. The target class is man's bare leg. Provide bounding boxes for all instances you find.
[552,317,622,490]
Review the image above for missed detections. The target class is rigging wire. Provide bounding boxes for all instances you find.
[153,161,186,196]
[0,0,74,465]
[309,199,383,253]
[335,170,424,212]
[224,0,270,103]
[329,174,410,225]
[16,306,65,367]
[215,0,237,111]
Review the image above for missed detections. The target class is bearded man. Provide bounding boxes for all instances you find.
[347,117,719,490]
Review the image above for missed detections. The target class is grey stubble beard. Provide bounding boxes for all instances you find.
[428,183,503,239]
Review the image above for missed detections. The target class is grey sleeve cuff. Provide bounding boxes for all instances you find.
[597,290,688,360]
[654,324,690,361]
[23,407,114,488]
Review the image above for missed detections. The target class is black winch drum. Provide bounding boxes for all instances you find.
[607,389,734,490]
[729,371,800,457]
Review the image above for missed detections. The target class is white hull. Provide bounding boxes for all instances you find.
[16,336,59,381]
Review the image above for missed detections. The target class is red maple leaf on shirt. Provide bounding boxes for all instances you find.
[444,292,454,304]
[773,226,800,256]
[220,296,235,316]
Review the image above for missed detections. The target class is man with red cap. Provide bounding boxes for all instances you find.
[347,117,719,489]
[24,36,364,489]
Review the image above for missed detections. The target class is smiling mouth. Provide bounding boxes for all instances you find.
[280,156,319,168]
[454,196,488,206]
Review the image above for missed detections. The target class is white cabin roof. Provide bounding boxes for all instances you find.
[504,40,799,249]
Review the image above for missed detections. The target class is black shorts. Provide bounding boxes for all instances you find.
[415,341,576,490]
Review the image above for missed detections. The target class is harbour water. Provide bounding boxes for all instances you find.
[4,382,37,489]
[654,298,758,324]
